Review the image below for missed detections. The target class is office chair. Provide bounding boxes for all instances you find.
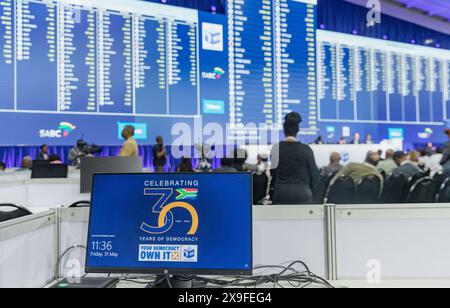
[355,175,382,204]
[380,172,408,204]
[436,177,450,203]
[433,172,446,191]
[407,172,426,191]
[407,177,437,203]
[253,173,269,205]
[325,175,355,204]
[0,204,33,223]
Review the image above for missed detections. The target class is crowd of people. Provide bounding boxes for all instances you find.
[2,115,450,205]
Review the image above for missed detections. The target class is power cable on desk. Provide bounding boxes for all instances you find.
[117,261,334,289]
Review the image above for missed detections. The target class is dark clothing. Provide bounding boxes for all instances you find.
[37,153,49,161]
[393,162,422,180]
[273,183,313,204]
[271,142,320,204]
[441,141,450,176]
[152,144,167,167]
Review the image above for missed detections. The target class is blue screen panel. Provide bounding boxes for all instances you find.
[86,173,252,274]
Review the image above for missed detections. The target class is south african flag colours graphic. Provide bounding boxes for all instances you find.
[176,188,199,200]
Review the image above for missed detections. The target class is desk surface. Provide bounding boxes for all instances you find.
[47,278,450,288]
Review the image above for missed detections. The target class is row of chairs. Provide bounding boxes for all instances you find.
[325,172,450,204]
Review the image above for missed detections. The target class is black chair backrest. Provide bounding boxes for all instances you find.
[326,175,355,204]
[408,172,425,190]
[253,173,269,205]
[68,201,91,208]
[378,169,387,180]
[314,171,339,204]
[433,172,446,191]
[355,175,382,204]
[407,177,437,203]
[437,177,450,203]
[0,204,32,223]
[380,172,409,204]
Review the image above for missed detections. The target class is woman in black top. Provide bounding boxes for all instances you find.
[271,112,320,204]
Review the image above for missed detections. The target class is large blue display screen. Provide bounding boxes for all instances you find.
[86,173,252,274]
[1,0,448,146]
[0,0,317,146]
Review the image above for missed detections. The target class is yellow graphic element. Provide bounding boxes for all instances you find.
[158,202,199,235]
[171,251,180,261]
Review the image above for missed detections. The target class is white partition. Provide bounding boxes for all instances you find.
[58,208,89,277]
[0,211,57,288]
[56,206,328,279]
[0,178,89,209]
[253,205,327,277]
[0,181,28,205]
[335,204,450,280]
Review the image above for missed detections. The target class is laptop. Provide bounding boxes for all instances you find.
[31,163,68,179]
[80,156,143,193]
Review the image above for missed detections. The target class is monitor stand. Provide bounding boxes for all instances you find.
[147,275,208,289]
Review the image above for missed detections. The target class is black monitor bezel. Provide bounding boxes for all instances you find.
[85,172,253,276]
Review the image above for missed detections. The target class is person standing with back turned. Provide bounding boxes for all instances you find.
[271,112,320,204]
[153,136,167,173]
[118,125,139,157]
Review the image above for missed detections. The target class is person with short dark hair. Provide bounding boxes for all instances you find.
[119,125,138,157]
[215,154,238,173]
[270,112,320,205]
[38,144,49,161]
[0,162,6,172]
[393,151,422,179]
[177,157,194,173]
[153,136,167,173]
[350,132,361,145]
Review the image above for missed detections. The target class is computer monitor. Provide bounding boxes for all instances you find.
[80,157,143,193]
[31,163,68,179]
[85,173,253,280]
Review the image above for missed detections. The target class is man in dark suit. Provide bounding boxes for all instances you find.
[393,151,422,180]
[37,144,49,161]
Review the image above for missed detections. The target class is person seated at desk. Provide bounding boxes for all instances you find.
[214,157,238,173]
[350,132,362,145]
[365,133,374,144]
[270,112,320,205]
[177,157,194,173]
[377,149,397,176]
[49,155,63,164]
[18,156,33,171]
[393,151,422,179]
[331,151,383,187]
[118,125,139,158]
[0,162,5,172]
[37,144,49,161]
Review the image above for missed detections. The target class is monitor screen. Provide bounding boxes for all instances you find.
[85,173,253,275]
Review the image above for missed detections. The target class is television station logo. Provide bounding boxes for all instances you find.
[202,67,225,80]
[39,122,76,139]
[418,128,433,140]
[202,22,224,51]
